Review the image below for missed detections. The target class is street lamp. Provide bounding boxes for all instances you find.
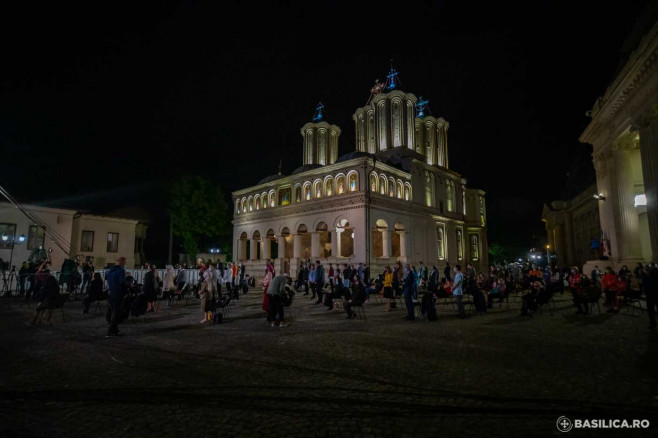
[545,244,550,267]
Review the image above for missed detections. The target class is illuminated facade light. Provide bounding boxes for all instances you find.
[634,194,647,207]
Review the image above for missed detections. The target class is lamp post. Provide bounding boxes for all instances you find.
[545,244,551,268]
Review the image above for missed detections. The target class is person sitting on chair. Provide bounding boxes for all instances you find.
[27,269,60,325]
[345,277,366,319]
[82,272,103,313]
[520,281,543,316]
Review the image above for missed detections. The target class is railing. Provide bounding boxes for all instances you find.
[0,268,203,294]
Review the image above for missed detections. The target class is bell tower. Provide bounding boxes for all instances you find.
[301,102,341,165]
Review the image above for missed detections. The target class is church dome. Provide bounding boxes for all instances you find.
[257,174,286,185]
[291,163,323,175]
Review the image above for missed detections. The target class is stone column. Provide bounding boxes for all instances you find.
[293,234,302,259]
[639,117,658,260]
[262,237,271,260]
[311,232,321,259]
[398,231,407,258]
[382,229,391,258]
[250,239,258,260]
[331,230,339,258]
[610,148,643,262]
[236,240,244,261]
[277,235,286,259]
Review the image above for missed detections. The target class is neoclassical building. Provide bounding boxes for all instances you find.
[232,71,489,280]
[580,19,658,269]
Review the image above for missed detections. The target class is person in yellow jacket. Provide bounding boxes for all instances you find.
[383,266,394,311]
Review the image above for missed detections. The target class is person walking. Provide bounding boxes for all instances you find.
[453,264,465,318]
[105,257,127,336]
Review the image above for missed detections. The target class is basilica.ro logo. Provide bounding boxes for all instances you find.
[557,416,573,433]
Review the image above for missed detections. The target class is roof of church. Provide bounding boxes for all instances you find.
[291,163,324,175]
[335,151,374,163]
[257,174,286,185]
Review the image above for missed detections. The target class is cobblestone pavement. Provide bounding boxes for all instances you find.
[1,290,657,437]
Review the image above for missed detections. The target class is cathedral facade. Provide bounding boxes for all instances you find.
[232,71,489,280]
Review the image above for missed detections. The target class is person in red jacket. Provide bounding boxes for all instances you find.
[601,267,617,308]
[569,267,587,314]
[609,276,627,313]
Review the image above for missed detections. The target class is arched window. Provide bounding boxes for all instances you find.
[278,187,291,206]
[236,200,241,214]
[370,172,378,192]
[437,225,445,260]
[388,177,395,197]
[404,183,411,201]
[261,192,267,209]
[336,175,346,194]
[348,172,358,192]
[396,180,403,199]
[314,180,323,198]
[462,187,466,215]
[254,195,260,210]
[325,177,334,197]
[269,190,276,208]
[480,196,486,226]
[424,171,434,207]
[379,174,387,195]
[447,181,455,212]
[470,234,479,261]
[294,185,302,203]
[456,229,463,260]
[303,182,311,201]
[241,197,247,213]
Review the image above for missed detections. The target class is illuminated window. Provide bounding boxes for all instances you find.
[278,187,291,206]
[269,191,276,207]
[404,183,411,201]
[396,180,403,199]
[470,234,479,261]
[370,173,377,192]
[336,175,346,194]
[447,181,455,212]
[262,192,267,209]
[304,183,311,200]
[325,177,334,197]
[388,177,395,197]
[437,225,445,260]
[295,186,302,203]
[424,172,434,207]
[379,174,387,195]
[107,232,119,253]
[242,198,247,213]
[348,172,358,192]
[456,229,463,260]
[255,195,260,210]
[80,230,94,252]
[314,180,323,198]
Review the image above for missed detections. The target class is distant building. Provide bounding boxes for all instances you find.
[579,17,658,267]
[232,69,488,281]
[0,202,147,269]
[543,184,602,268]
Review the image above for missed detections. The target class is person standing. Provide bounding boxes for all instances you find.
[105,257,127,337]
[315,260,325,304]
[163,265,176,302]
[383,266,394,311]
[198,270,215,324]
[18,261,28,296]
[444,262,451,282]
[266,274,289,326]
[428,265,439,294]
[262,265,274,313]
[641,263,658,330]
[143,265,159,313]
[453,264,465,319]
[403,264,416,321]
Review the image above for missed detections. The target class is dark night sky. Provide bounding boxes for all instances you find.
[1,1,654,261]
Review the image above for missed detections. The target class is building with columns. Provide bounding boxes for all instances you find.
[579,18,658,269]
[232,70,489,281]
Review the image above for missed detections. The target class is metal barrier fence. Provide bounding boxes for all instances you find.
[1,268,202,295]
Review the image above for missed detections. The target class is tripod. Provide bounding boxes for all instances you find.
[1,268,16,296]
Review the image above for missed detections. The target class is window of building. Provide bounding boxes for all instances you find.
[325,177,334,197]
[437,225,445,260]
[456,229,463,260]
[254,195,260,210]
[336,175,346,194]
[304,183,311,200]
[314,180,323,198]
[242,198,247,213]
[397,180,403,199]
[248,197,254,212]
[262,192,268,209]
[294,186,302,203]
[269,191,276,207]
[404,183,411,201]
[107,232,119,253]
[28,225,45,250]
[470,234,479,261]
[462,189,466,215]
[370,173,378,192]
[447,181,455,212]
[424,171,434,207]
[379,174,387,195]
[388,177,395,197]
[278,187,291,206]
[134,236,143,253]
[479,196,486,226]
[0,223,16,249]
[348,172,358,192]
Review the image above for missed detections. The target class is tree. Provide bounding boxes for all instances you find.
[488,243,511,265]
[168,176,231,259]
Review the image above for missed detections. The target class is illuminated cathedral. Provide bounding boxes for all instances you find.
[232,68,489,279]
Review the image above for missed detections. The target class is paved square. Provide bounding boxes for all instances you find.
[1,291,657,437]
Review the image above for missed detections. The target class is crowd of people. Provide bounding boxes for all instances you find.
[5,252,658,333]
